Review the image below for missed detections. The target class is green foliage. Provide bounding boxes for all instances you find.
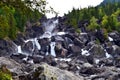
[0,0,44,39]
[87,16,100,30]
[0,65,12,80]
[101,15,109,28]
[0,71,12,80]
[95,38,100,44]
[0,15,9,39]
[65,2,120,33]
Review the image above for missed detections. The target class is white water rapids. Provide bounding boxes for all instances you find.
[15,18,113,65]
[16,19,59,57]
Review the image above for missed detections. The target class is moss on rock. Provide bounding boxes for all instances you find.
[0,65,12,80]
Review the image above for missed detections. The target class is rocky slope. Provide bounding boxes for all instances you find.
[0,17,120,80]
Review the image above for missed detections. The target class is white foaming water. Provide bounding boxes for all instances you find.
[24,38,41,51]
[105,51,112,58]
[46,46,49,55]
[81,49,90,56]
[22,57,28,61]
[46,52,49,55]
[104,49,112,58]
[17,45,29,56]
[81,45,94,56]
[40,19,58,39]
[17,46,22,53]
[95,59,100,64]
[108,36,113,41]
[34,38,41,50]
[24,39,34,43]
[80,32,87,35]
[40,31,52,39]
[44,19,58,33]
[56,32,66,35]
[28,59,34,64]
[50,42,56,57]
[54,58,72,62]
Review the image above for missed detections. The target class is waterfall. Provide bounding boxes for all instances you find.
[44,19,58,33]
[56,32,66,35]
[17,46,22,53]
[24,38,41,51]
[41,19,58,39]
[46,46,49,55]
[108,36,113,41]
[104,49,112,58]
[81,45,95,56]
[54,58,72,62]
[14,19,59,58]
[81,49,90,56]
[34,38,41,50]
[50,42,56,57]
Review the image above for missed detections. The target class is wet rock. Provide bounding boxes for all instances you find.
[22,41,33,54]
[61,48,68,57]
[0,57,24,76]
[95,29,106,43]
[83,63,93,68]
[109,31,120,46]
[70,44,81,54]
[42,55,55,65]
[65,33,75,40]
[13,33,25,45]
[32,55,44,63]
[113,55,120,67]
[89,44,106,58]
[74,38,84,48]
[0,39,16,56]
[79,33,90,45]
[32,26,44,37]
[58,62,69,69]
[10,53,27,63]
[55,36,64,42]
[80,67,103,75]
[55,42,62,56]
[38,38,50,52]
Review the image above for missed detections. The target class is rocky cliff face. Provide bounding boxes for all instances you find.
[0,17,120,80]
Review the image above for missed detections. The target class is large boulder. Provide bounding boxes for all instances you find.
[109,31,120,46]
[13,33,25,45]
[29,63,84,80]
[0,39,17,56]
[32,26,44,37]
[21,41,33,54]
[95,29,107,43]
[69,44,81,54]
[89,44,106,58]
[0,57,24,76]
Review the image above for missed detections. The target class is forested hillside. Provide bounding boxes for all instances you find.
[0,0,44,39]
[65,1,120,34]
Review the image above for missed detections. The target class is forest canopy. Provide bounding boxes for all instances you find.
[65,1,120,33]
[0,0,45,39]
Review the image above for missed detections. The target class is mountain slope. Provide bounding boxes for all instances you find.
[100,0,120,5]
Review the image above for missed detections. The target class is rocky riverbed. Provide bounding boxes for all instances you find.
[0,17,120,80]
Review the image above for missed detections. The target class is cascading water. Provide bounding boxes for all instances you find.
[50,42,56,57]
[14,18,69,62]
[44,19,58,33]
[40,19,58,39]
[81,45,94,56]
[34,38,41,50]
[17,46,22,53]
